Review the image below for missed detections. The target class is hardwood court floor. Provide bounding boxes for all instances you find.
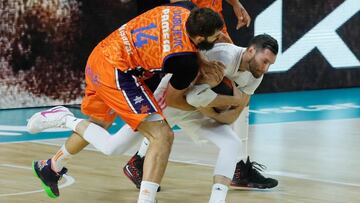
[1,118,360,203]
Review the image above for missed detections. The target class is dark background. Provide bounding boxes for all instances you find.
[223,0,360,92]
[1,0,359,108]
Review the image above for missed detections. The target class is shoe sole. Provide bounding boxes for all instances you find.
[230,182,278,189]
[27,112,42,134]
[32,160,58,199]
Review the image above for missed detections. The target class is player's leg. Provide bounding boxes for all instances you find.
[28,46,118,198]
[231,106,249,162]
[123,74,173,190]
[231,105,278,189]
[101,69,171,203]
[29,113,113,198]
[181,123,240,203]
[136,118,173,203]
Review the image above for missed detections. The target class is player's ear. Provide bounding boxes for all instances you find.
[247,45,257,57]
[248,45,256,54]
[193,36,205,44]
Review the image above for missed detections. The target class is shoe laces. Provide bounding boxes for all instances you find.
[249,162,267,179]
[133,156,144,168]
[250,161,267,172]
[55,167,68,181]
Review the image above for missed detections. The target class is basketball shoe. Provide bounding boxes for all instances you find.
[27,106,74,133]
[123,152,161,192]
[231,156,278,189]
[32,159,68,198]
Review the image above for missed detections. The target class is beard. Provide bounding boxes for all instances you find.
[196,40,215,50]
[248,57,262,78]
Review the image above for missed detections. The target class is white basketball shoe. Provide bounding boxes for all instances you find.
[27,106,74,134]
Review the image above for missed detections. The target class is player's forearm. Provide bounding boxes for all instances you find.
[206,94,241,108]
[166,80,197,111]
[214,105,244,124]
[225,0,241,7]
[166,95,196,111]
[198,105,244,124]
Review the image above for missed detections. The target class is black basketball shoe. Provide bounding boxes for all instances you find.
[32,159,68,198]
[231,156,278,189]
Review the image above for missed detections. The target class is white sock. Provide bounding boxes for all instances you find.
[209,183,228,203]
[64,115,83,132]
[51,145,72,172]
[108,124,143,155]
[137,138,150,158]
[232,106,249,162]
[138,181,159,203]
[82,123,114,155]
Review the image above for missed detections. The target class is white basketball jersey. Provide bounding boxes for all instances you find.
[203,43,263,95]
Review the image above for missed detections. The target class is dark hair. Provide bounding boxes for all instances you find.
[248,34,279,55]
[185,7,224,38]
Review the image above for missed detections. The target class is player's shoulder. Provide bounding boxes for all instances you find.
[203,43,244,75]
[205,43,244,58]
[213,43,244,50]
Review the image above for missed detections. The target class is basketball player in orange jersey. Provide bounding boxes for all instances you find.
[27,3,230,203]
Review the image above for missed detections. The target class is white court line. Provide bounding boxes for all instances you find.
[0,132,22,136]
[0,125,71,132]
[266,171,360,188]
[0,163,75,197]
[30,139,360,188]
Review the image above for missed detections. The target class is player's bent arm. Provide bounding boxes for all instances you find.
[207,94,243,108]
[225,0,251,28]
[214,104,245,124]
[198,105,242,124]
[185,84,244,108]
[166,83,196,111]
[198,90,251,124]
[215,90,251,123]
[163,53,199,111]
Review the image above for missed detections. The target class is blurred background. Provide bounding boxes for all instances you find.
[0,0,359,109]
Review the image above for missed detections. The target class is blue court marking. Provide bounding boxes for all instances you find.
[0,108,124,143]
[1,88,359,143]
[249,87,360,124]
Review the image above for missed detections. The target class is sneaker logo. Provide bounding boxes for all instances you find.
[141,189,150,197]
[215,187,222,191]
[38,160,47,170]
[125,165,134,178]
[41,108,67,118]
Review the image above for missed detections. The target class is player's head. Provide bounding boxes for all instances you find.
[186,7,224,50]
[246,34,278,78]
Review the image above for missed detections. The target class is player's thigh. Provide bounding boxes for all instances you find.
[81,47,118,125]
[81,86,117,124]
[98,70,164,130]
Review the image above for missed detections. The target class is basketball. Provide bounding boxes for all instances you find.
[211,77,233,96]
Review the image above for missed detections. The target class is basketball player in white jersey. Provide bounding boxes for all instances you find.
[122,34,279,194]
[27,34,278,203]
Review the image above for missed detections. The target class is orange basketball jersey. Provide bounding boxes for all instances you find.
[99,5,197,74]
[192,0,222,14]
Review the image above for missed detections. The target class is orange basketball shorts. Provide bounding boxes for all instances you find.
[81,46,163,130]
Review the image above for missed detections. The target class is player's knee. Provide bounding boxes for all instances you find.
[152,123,174,147]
